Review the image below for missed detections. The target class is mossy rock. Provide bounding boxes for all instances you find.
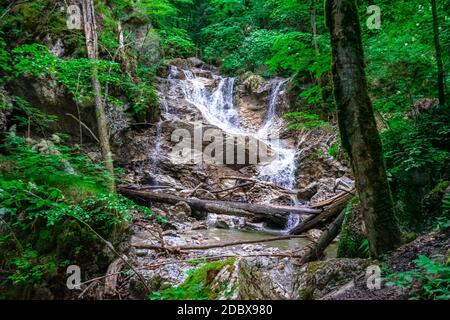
[294,258,371,300]
[149,258,236,300]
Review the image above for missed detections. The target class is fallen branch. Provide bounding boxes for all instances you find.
[104,256,126,296]
[210,182,255,194]
[66,113,100,143]
[309,188,355,208]
[290,191,353,235]
[133,234,308,252]
[297,210,345,264]
[69,215,151,294]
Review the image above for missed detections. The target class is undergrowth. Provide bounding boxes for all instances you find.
[0,134,162,299]
[149,258,236,300]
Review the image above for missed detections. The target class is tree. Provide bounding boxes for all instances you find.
[325,0,401,257]
[431,0,446,105]
[81,0,115,192]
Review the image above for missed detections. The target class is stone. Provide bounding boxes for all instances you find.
[238,256,370,300]
[293,258,370,300]
[187,57,205,68]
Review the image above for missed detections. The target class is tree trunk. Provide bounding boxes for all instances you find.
[310,0,319,55]
[431,0,446,105]
[82,0,115,192]
[325,0,401,256]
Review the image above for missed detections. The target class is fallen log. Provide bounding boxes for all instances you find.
[297,210,345,264]
[309,188,355,208]
[119,187,321,226]
[290,191,353,235]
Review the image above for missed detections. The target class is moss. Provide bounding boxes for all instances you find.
[337,197,368,258]
[149,258,236,300]
[431,181,450,198]
[298,262,322,300]
[402,232,417,244]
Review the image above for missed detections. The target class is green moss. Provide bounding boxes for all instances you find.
[337,197,368,258]
[401,232,417,244]
[149,258,236,300]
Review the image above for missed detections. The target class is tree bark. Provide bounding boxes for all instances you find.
[431,0,446,105]
[325,0,401,256]
[310,0,319,55]
[82,0,115,192]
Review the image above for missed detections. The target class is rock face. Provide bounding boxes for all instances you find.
[238,257,370,300]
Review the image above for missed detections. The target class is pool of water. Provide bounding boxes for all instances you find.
[186,228,338,258]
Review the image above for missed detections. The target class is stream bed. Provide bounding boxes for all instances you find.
[185,228,338,256]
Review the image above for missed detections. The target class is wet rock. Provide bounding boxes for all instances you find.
[207,214,246,229]
[293,258,370,300]
[169,201,192,222]
[163,230,179,237]
[238,256,370,300]
[269,194,295,206]
[295,129,349,190]
[47,37,65,58]
[192,221,208,230]
[238,257,293,299]
[297,182,318,200]
[216,219,230,230]
[187,57,204,68]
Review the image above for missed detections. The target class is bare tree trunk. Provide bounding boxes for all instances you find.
[325,0,401,257]
[82,0,115,192]
[431,0,446,105]
[310,0,319,55]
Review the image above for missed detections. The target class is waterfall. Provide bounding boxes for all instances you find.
[178,68,241,134]
[256,80,300,232]
[166,66,300,232]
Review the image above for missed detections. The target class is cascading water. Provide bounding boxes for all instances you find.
[165,66,300,232]
[178,68,241,133]
[256,80,300,232]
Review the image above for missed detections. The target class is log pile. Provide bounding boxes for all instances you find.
[118,186,321,226]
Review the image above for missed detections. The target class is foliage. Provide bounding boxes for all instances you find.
[222,29,282,75]
[386,255,450,300]
[159,27,196,58]
[9,97,58,134]
[285,111,329,130]
[11,43,159,118]
[382,106,450,231]
[149,258,235,300]
[0,135,163,298]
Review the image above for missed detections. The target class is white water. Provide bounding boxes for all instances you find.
[166,66,300,231]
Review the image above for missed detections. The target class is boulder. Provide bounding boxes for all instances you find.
[238,256,370,300]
